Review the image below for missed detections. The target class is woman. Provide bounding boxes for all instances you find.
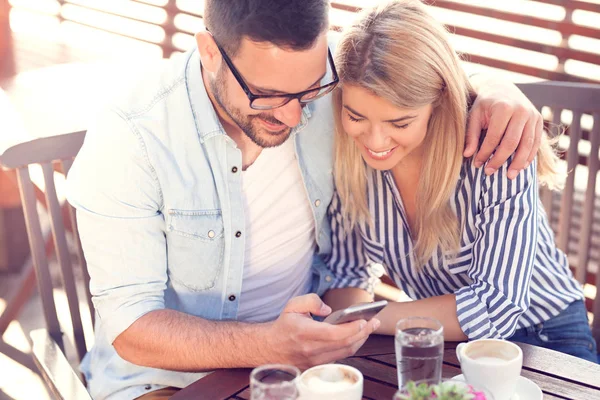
[324,0,597,362]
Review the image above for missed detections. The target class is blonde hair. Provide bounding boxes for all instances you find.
[333,0,562,267]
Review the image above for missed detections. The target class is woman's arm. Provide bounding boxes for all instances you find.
[323,288,373,312]
[375,295,466,341]
[455,155,539,339]
[323,290,466,340]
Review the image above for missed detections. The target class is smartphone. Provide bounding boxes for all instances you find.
[323,300,388,325]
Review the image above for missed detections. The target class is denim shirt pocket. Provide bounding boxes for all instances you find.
[166,209,225,291]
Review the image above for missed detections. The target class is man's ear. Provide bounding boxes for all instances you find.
[196,31,221,74]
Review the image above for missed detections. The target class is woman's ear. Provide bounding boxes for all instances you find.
[195,31,221,74]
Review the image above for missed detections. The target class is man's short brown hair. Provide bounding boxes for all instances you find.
[204,0,329,56]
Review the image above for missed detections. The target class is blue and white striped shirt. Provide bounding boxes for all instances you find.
[327,157,584,339]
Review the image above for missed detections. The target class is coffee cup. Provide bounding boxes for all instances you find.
[456,339,522,400]
[297,364,363,400]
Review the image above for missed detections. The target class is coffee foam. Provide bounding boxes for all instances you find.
[302,366,359,393]
[464,341,520,362]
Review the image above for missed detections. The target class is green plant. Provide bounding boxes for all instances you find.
[395,380,488,400]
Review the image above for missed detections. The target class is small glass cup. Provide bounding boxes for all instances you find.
[395,317,444,388]
[250,364,300,400]
[393,378,495,400]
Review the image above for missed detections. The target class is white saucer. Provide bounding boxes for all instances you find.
[452,374,542,400]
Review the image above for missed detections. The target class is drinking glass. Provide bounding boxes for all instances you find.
[395,317,444,388]
[250,364,300,400]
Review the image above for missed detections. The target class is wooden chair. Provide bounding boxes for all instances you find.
[0,131,93,400]
[1,61,141,399]
[516,81,600,347]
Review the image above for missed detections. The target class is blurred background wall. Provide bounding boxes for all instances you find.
[1,0,599,84]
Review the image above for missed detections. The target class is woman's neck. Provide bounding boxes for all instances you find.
[390,150,424,235]
[391,148,424,188]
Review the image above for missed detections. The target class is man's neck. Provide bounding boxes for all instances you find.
[202,68,263,169]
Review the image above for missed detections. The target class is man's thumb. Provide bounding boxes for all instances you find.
[283,294,332,316]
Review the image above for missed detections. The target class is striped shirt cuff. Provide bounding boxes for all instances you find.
[455,287,504,340]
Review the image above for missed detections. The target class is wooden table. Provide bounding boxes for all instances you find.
[172,335,600,400]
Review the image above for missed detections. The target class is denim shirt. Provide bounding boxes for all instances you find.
[66,49,336,400]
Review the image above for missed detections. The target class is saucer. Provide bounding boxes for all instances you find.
[452,374,542,400]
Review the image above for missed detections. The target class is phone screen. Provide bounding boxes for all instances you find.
[323,300,388,325]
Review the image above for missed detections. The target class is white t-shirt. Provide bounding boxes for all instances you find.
[236,138,315,322]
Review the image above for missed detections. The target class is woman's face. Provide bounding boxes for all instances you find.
[341,84,433,171]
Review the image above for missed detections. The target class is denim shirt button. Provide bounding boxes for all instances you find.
[315,199,321,207]
[208,230,215,238]
[232,166,238,173]
[325,275,332,282]
[235,231,242,238]
[229,295,236,301]
[144,385,152,390]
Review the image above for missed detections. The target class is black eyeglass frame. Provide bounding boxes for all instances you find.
[209,32,340,110]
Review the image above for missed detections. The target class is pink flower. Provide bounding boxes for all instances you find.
[467,385,488,400]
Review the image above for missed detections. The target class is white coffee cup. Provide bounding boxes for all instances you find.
[456,339,522,400]
[297,364,363,400]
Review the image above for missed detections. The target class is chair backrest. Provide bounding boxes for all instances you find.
[516,81,600,345]
[0,131,92,363]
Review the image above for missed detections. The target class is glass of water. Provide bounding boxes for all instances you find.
[250,364,300,400]
[395,317,444,389]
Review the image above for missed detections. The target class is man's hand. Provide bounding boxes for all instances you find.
[264,294,380,370]
[465,77,543,179]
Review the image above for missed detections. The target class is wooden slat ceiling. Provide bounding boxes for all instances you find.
[5,0,600,82]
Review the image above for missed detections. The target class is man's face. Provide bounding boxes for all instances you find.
[210,34,329,148]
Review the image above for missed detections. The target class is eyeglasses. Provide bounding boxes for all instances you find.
[210,34,339,110]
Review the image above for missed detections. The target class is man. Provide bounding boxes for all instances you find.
[67,1,543,399]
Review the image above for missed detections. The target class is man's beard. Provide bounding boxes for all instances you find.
[210,68,292,148]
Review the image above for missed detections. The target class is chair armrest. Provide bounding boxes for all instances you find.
[30,329,92,400]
